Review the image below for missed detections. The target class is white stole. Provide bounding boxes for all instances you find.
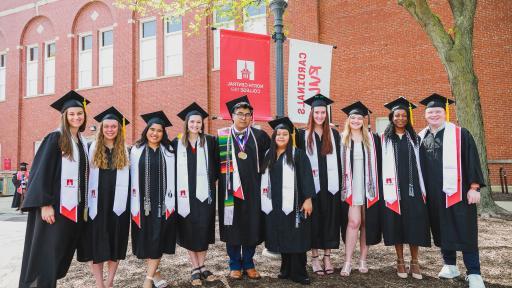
[60,133,89,222]
[341,131,379,207]
[304,129,339,194]
[261,149,295,215]
[419,122,463,208]
[130,144,175,228]
[87,141,130,220]
[177,137,209,218]
[381,133,426,215]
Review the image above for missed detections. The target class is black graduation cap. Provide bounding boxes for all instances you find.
[93,106,130,125]
[384,96,417,111]
[268,117,295,132]
[177,102,209,121]
[50,90,90,113]
[141,111,172,128]
[225,95,252,115]
[419,93,455,109]
[304,93,334,108]
[341,101,372,116]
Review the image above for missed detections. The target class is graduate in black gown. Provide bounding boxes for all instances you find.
[380,97,430,280]
[130,111,176,288]
[19,90,90,288]
[296,94,342,276]
[11,162,29,212]
[173,102,217,286]
[418,94,486,287]
[261,117,315,285]
[84,107,131,288]
[339,101,382,277]
[217,96,270,280]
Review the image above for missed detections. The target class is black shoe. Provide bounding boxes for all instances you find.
[278,273,289,279]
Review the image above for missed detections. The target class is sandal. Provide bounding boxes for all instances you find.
[152,270,168,288]
[323,254,334,275]
[340,262,351,277]
[396,259,407,279]
[191,268,202,286]
[358,260,368,273]
[311,255,325,276]
[409,260,423,280]
[199,265,216,282]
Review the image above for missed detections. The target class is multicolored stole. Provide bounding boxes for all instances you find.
[419,122,463,208]
[16,171,29,194]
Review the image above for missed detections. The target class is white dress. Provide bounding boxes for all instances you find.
[352,142,365,206]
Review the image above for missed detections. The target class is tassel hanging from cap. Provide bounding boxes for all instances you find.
[82,99,87,112]
[409,102,414,126]
[446,97,450,122]
[292,128,297,148]
[122,117,126,139]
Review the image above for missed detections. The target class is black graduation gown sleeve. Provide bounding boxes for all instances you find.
[462,128,486,188]
[21,131,61,211]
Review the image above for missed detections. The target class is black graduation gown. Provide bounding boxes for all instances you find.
[381,134,431,247]
[264,149,316,253]
[131,146,177,259]
[172,135,218,252]
[11,173,22,209]
[19,131,88,288]
[340,133,383,246]
[420,127,485,252]
[297,128,343,249]
[82,147,130,263]
[218,127,271,246]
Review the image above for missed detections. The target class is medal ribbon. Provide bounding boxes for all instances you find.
[232,127,250,153]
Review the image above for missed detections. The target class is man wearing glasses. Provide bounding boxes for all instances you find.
[217,95,270,280]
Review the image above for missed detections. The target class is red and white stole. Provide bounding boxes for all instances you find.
[419,122,463,208]
[381,133,426,215]
[304,129,339,194]
[16,171,29,194]
[60,133,89,222]
[341,131,379,207]
[130,144,175,228]
[261,148,295,215]
[87,141,130,220]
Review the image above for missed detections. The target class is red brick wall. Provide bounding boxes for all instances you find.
[0,0,510,185]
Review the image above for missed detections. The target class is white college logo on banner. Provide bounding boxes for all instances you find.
[237,60,255,80]
[287,39,333,123]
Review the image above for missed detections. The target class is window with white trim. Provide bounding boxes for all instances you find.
[164,17,183,76]
[140,19,157,79]
[99,29,113,85]
[26,45,39,97]
[0,53,6,101]
[243,3,267,34]
[213,5,235,69]
[44,42,55,94]
[78,34,93,88]
[375,117,390,135]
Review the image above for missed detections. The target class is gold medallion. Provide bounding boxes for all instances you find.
[238,151,248,160]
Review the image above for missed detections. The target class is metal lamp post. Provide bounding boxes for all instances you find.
[270,0,288,118]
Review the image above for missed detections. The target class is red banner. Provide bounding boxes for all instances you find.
[220,29,271,120]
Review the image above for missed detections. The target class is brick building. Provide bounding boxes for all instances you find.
[0,0,510,186]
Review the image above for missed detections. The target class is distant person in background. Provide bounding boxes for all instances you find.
[12,162,29,212]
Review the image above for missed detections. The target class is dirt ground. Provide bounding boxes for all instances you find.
[60,216,512,288]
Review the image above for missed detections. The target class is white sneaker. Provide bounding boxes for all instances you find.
[466,274,486,288]
[438,265,461,279]
[262,248,281,259]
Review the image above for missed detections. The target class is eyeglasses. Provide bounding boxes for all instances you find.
[234,112,253,119]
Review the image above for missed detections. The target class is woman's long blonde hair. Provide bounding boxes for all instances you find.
[59,108,87,160]
[341,115,371,149]
[93,121,129,169]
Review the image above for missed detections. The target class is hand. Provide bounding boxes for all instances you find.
[301,198,313,218]
[467,189,481,204]
[41,205,55,224]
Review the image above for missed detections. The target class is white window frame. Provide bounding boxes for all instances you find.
[375,117,390,135]
[43,41,56,94]
[213,7,235,70]
[78,32,93,89]
[164,17,183,76]
[139,17,157,80]
[26,44,39,97]
[99,27,114,86]
[243,3,267,35]
[0,52,6,101]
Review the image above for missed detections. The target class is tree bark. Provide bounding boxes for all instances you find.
[398,0,503,214]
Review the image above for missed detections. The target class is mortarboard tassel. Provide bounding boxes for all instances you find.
[409,102,414,126]
[83,99,87,112]
[446,97,450,122]
[122,117,126,139]
[292,128,296,148]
